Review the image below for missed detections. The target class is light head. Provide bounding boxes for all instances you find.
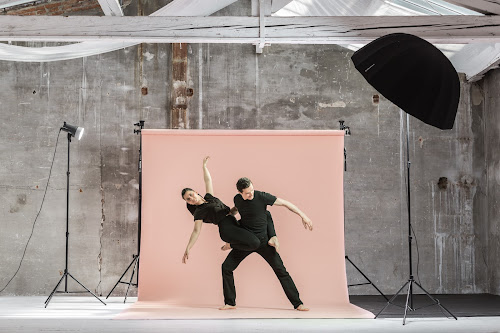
[61,122,84,140]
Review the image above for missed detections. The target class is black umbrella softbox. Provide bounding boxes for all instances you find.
[351,33,460,130]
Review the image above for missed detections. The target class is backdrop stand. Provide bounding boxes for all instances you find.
[45,130,106,308]
[106,120,144,303]
[374,113,456,324]
[341,120,388,301]
[345,256,388,301]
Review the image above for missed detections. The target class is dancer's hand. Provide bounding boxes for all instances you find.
[203,156,210,166]
[228,207,238,216]
[182,249,189,263]
[302,217,313,231]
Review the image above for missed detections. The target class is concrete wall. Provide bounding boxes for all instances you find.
[481,70,500,295]
[0,0,495,297]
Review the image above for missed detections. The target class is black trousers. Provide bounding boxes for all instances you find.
[218,212,276,251]
[221,241,303,309]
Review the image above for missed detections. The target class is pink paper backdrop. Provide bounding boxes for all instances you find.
[139,130,347,308]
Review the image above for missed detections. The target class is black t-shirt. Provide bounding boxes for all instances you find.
[187,193,230,225]
[234,190,276,235]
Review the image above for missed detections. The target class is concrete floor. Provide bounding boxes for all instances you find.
[0,297,499,332]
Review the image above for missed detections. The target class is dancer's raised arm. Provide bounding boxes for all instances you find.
[203,156,213,195]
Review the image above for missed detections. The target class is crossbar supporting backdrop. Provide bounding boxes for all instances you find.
[117,129,373,319]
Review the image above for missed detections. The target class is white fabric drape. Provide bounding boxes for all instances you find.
[274,0,494,80]
[0,0,238,62]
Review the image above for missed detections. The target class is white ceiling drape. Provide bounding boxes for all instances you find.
[274,0,496,81]
[0,0,238,62]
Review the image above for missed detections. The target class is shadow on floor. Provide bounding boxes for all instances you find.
[350,294,500,318]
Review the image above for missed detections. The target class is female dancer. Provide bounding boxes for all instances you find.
[181,156,279,264]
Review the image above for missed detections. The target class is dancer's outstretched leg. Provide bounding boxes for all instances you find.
[256,242,307,310]
[221,248,252,309]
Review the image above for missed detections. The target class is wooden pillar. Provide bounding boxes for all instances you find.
[171,43,188,129]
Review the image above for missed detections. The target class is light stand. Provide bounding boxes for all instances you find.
[106,120,144,303]
[375,112,456,324]
[45,123,106,308]
[340,120,388,301]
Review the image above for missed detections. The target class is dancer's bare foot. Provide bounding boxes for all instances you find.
[219,304,237,310]
[221,243,232,251]
[296,304,309,311]
[268,236,280,253]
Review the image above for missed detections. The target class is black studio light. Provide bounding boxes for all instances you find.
[45,122,105,307]
[351,33,460,130]
[351,33,458,324]
[61,122,84,140]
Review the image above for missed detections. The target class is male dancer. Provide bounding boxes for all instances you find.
[220,177,313,311]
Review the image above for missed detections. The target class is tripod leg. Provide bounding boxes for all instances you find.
[413,281,457,320]
[367,280,388,302]
[375,280,409,319]
[124,255,139,303]
[345,256,389,301]
[403,280,413,325]
[106,255,137,299]
[67,273,106,306]
[44,273,66,307]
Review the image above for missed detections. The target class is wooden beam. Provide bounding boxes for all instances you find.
[97,0,123,16]
[441,0,500,15]
[2,15,500,44]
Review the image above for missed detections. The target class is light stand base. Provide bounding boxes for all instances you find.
[106,254,139,303]
[44,271,106,308]
[345,256,388,301]
[375,278,457,325]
